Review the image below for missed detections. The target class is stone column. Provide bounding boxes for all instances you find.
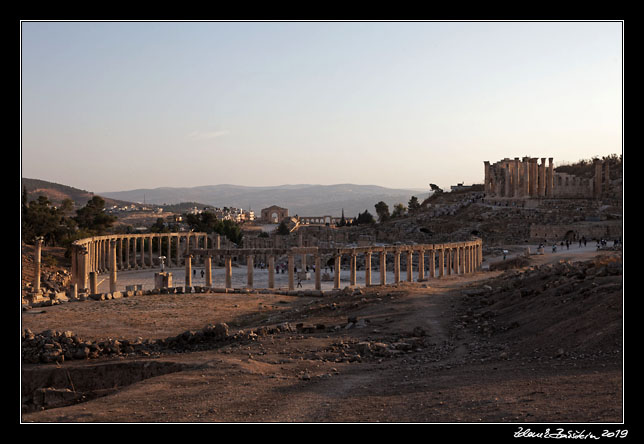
[380,251,386,285]
[470,244,475,272]
[225,256,232,289]
[514,158,521,197]
[522,157,530,197]
[94,241,98,272]
[109,240,117,292]
[88,241,93,273]
[463,246,468,273]
[134,237,139,269]
[247,254,254,288]
[454,245,460,275]
[547,158,554,197]
[93,240,99,273]
[394,251,401,283]
[157,236,162,267]
[104,239,109,271]
[98,240,103,272]
[89,271,97,295]
[289,253,296,290]
[364,252,372,286]
[539,158,546,197]
[176,235,181,267]
[504,164,511,197]
[138,237,144,268]
[118,238,123,270]
[430,249,436,278]
[268,255,275,289]
[101,239,106,272]
[406,251,413,282]
[530,158,538,197]
[128,237,133,269]
[166,235,172,267]
[349,253,357,286]
[79,247,89,290]
[33,237,43,294]
[71,244,78,286]
[417,249,425,281]
[185,254,192,289]
[333,254,341,289]
[149,236,154,268]
[446,248,452,276]
[137,238,143,268]
[205,255,212,287]
[315,255,321,290]
[484,161,490,194]
[594,159,603,199]
[438,248,444,278]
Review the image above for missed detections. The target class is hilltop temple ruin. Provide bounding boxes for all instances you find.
[483,157,610,200]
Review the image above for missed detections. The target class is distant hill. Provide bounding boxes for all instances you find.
[21,178,133,209]
[100,184,431,218]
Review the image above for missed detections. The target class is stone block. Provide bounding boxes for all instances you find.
[52,292,69,303]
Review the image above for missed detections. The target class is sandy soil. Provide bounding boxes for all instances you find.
[20,246,624,428]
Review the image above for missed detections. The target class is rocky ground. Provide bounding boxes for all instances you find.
[20,245,624,426]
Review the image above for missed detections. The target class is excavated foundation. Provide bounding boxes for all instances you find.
[22,360,187,412]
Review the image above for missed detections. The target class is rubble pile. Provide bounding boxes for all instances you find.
[454,255,623,362]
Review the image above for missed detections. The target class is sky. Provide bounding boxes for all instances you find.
[20,21,623,192]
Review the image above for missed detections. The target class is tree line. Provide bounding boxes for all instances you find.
[373,195,421,223]
[21,188,245,251]
[21,189,117,248]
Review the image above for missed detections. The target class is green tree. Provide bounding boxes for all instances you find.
[74,196,117,235]
[408,196,421,213]
[184,211,243,245]
[392,203,407,218]
[276,220,290,235]
[21,192,76,245]
[355,209,375,225]
[374,201,390,223]
[150,217,170,233]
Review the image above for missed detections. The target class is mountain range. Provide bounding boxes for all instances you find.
[100,184,430,217]
[22,179,429,218]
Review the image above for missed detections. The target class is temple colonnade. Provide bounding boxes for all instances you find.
[189,239,483,291]
[69,232,214,289]
[67,234,482,293]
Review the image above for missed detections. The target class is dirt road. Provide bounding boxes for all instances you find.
[21,247,623,425]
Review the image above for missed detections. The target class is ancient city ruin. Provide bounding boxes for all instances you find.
[21,154,623,424]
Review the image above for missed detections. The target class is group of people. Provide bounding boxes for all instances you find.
[537,235,622,253]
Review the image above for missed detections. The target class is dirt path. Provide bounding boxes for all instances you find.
[21,247,623,424]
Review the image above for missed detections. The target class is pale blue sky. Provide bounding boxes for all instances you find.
[21,21,622,192]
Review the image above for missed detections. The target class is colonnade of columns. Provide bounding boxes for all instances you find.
[70,232,213,289]
[189,239,483,292]
[66,234,482,293]
[484,157,554,198]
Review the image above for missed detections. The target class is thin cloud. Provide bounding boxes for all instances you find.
[187,130,230,141]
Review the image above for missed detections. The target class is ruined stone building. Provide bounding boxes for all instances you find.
[260,205,289,223]
[483,157,613,201]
